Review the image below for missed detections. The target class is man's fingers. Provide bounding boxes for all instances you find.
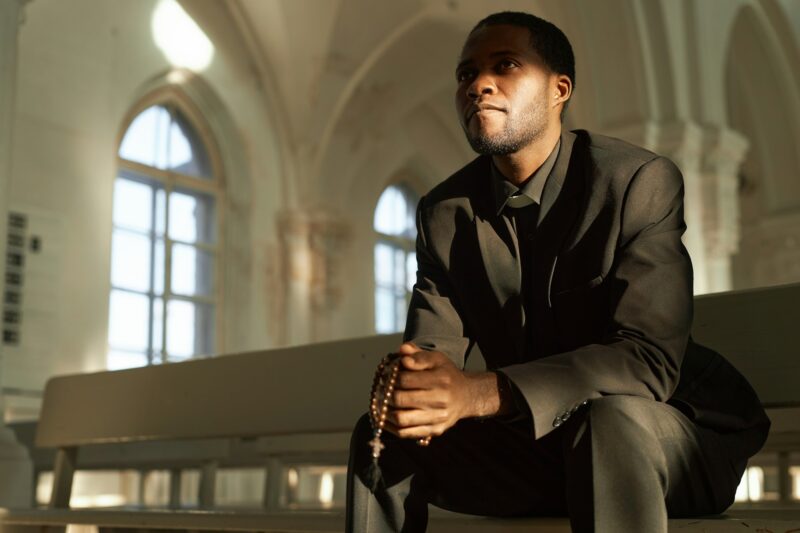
[399,350,446,371]
[395,368,439,390]
[398,342,419,355]
[384,419,441,440]
[389,389,443,409]
[386,407,447,428]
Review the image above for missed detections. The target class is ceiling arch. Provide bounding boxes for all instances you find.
[726,3,800,213]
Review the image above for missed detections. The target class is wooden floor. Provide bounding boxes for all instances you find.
[3,508,800,533]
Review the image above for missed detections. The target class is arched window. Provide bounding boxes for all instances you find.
[108,102,222,370]
[373,184,418,333]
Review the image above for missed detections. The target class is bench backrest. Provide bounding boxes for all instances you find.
[35,334,403,448]
[35,283,799,450]
[692,282,799,408]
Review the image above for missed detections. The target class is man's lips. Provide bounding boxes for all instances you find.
[466,103,506,122]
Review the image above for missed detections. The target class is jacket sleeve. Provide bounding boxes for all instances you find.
[499,156,694,439]
[403,194,472,370]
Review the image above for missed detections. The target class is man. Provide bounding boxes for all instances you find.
[346,11,769,532]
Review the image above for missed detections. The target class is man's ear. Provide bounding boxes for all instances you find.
[553,74,572,108]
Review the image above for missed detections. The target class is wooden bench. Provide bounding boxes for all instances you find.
[2,283,800,532]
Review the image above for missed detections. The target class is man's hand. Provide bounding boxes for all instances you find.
[384,342,511,439]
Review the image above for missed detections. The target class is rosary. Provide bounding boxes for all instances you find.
[368,353,432,462]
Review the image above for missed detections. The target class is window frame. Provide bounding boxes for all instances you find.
[110,88,226,366]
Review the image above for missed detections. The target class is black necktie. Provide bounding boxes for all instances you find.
[509,201,540,357]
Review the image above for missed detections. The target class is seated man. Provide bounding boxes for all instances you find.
[346,11,769,533]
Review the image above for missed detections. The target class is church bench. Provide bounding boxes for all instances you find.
[2,283,800,532]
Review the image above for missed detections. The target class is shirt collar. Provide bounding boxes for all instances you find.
[491,138,561,216]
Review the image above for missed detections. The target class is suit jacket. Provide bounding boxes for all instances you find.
[404,129,769,455]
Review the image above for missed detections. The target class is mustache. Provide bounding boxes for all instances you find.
[465,102,507,121]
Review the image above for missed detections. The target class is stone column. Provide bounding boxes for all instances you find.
[698,127,749,293]
[277,209,350,344]
[278,211,314,346]
[605,121,747,295]
[307,212,349,341]
[0,0,34,507]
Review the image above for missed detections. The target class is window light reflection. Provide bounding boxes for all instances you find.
[151,0,214,72]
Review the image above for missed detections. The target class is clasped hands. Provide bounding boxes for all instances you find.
[382,342,507,440]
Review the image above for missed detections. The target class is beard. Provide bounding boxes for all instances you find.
[463,98,548,156]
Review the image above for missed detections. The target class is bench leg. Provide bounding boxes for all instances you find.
[198,460,217,509]
[49,447,77,509]
[263,457,283,510]
[169,468,182,509]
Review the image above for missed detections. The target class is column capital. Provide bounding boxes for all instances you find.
[699,126,749,176]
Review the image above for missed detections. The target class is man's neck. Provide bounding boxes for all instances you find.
[492,125,562,187]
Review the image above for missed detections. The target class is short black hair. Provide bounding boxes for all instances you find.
[470,11,576,98]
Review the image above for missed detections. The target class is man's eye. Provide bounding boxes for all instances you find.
[499,60,517,70]
[456,70,474,82]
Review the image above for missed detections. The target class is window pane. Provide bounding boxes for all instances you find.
[169,120,193,173]
[167,300,194,359]
[395,292,407,332]
[171,243,214,297]
[119,106,171,168]
[168,112,212,179]
[374,186,405,236]
[167,300,214,360]
[374,185,417,238]
[108,290,150,352]
[393,247,405,287]
[374,242,395,287]
[111,229,152,292]
[406,252,416,292]
[169,190,216,243]
[108,350,147,371]
[375,287,396,333]
[113,179,152,232]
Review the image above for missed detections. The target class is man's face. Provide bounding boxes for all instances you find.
[455,24,557,155]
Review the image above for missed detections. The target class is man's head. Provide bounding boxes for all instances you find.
[455,11,575,156]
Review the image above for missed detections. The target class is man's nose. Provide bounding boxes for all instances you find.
[467,73,496,99]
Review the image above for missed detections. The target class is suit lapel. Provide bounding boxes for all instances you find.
[472,159,525,362]
[532,130,585,350]
[537,130,579,230]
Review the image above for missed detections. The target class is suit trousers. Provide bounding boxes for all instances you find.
[345,395,748,533]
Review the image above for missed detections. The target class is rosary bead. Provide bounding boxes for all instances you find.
[369,353,432,461]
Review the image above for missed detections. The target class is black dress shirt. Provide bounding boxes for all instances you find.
[489,139,561,420]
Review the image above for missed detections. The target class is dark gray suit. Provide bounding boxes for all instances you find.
[346,129,769,532]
